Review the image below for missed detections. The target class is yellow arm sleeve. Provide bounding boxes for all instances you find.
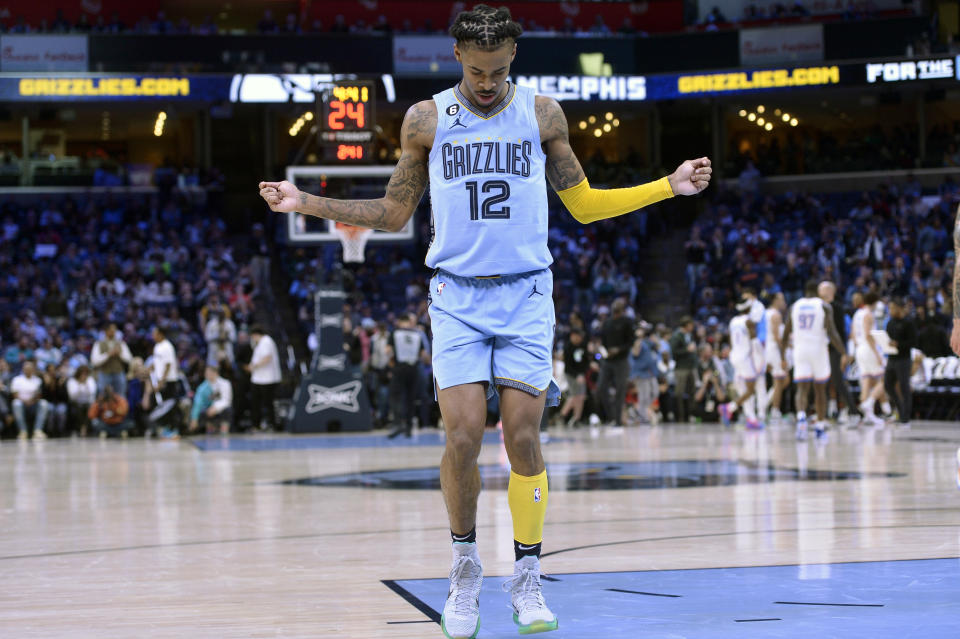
[556,176,674,224]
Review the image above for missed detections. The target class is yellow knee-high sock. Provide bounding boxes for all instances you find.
[508,469,548,556]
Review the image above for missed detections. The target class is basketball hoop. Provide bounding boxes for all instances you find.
[333,222,373,263]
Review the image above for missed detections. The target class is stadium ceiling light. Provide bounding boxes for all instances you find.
[757,117,765,126]
[603,123,611,132]
[612,118,619,127]
[593,128,602,137]
[782,113,790,122]
[747,113,756,121]
[588,115,597,124]
[757,105,765,113]
[605,112,613,121]
[738,109,747,117]
[578,121,587,130]
[774,108,782,116]
[764,122,773,131]
[790,118,798,126]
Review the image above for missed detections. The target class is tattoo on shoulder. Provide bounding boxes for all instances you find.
[385,150,427,209]
[535,96,568,143]
[402,101,437,144]
[537,96,585,190]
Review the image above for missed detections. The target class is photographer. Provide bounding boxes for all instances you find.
[89,386,133,439]
[693,343,727,423]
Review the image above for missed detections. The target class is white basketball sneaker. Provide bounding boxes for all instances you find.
[504,556,558,634]
[441,545,483,639]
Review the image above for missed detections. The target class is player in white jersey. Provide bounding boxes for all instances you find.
[851,291,885,425]
[764,292,789,422]
[720,310,763,429]
[720,291,765,429]
[258,6,712,637]
[780,280,848,440]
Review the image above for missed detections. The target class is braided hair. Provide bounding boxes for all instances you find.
[449,4,522,50]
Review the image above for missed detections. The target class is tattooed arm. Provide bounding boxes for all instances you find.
[951,204,960,355]
[536,95,587,191]
[258,100,435,232]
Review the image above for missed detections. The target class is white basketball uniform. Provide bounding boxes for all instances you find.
[791,296,830,382]
[852,306,884,378]
[764,308,786,377]
[729,314,759,381]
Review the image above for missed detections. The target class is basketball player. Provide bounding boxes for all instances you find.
[764,292,789,423]
[780,281,848,440]
[258,6,711,637]
[720,305,763,429]
[741,289,768,424]
[852,292,885,425]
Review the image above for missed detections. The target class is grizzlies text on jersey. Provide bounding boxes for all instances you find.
[426,83,552,277]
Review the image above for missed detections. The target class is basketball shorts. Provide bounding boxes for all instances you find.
[855,345,884,378]
[429,268,560,407]
[766,345,786,377]
[731,351,760,382]
[793,344,830,383]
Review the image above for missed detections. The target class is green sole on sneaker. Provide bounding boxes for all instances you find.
[513,612,559,634]
[441,614,480,639]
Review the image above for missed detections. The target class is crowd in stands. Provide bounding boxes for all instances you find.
[0,188,280,439]
[726,122,960,177]
[0,1,921,38]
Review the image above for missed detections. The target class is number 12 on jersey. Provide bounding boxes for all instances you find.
[465,180,511,220]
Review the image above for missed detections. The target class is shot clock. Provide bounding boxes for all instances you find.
[319,81,375,163]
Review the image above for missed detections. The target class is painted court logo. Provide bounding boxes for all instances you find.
[534,487,542,502]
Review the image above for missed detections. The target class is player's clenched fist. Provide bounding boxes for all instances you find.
[667,157,712,196]
[258,180,301,213]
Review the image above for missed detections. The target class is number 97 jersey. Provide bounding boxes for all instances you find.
[790,296,830,382]
[425,84,553,277]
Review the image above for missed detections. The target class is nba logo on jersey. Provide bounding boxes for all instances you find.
[437,282,445,296]
[534,487,541,503]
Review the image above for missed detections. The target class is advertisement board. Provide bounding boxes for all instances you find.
[392,36,460,76]
[0,75,230,101]
[739,25,823,66]
[1,35,88,72]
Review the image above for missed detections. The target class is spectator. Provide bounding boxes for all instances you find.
[189,365,233,435]
[247,325,282,431]
[91,323,133,395]
[560,329,589,426]
[669,317,698,423]
[151,326,181,401]
[0,360,12,431]
[884,298,916,426]
[11,360,49,440]
[66,365,97,436]
[628,324,660,424]
[89,386,133,439]
[41,363,69,436]
[596,299,634,426]
[204,309,237,367]
[367,320,391,428]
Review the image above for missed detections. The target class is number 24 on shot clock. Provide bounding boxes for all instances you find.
[324,84,371,131]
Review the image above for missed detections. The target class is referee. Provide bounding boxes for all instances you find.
[387,313,425,438]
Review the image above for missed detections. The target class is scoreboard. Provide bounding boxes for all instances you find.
[319,81,374,163]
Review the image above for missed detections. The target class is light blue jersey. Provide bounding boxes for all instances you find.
[425,83,551,277]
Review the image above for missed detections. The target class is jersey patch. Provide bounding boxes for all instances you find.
[446,103,460,116]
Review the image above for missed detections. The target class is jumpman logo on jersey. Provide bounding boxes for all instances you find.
[528,282,544,298]
[449,116,468,129]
